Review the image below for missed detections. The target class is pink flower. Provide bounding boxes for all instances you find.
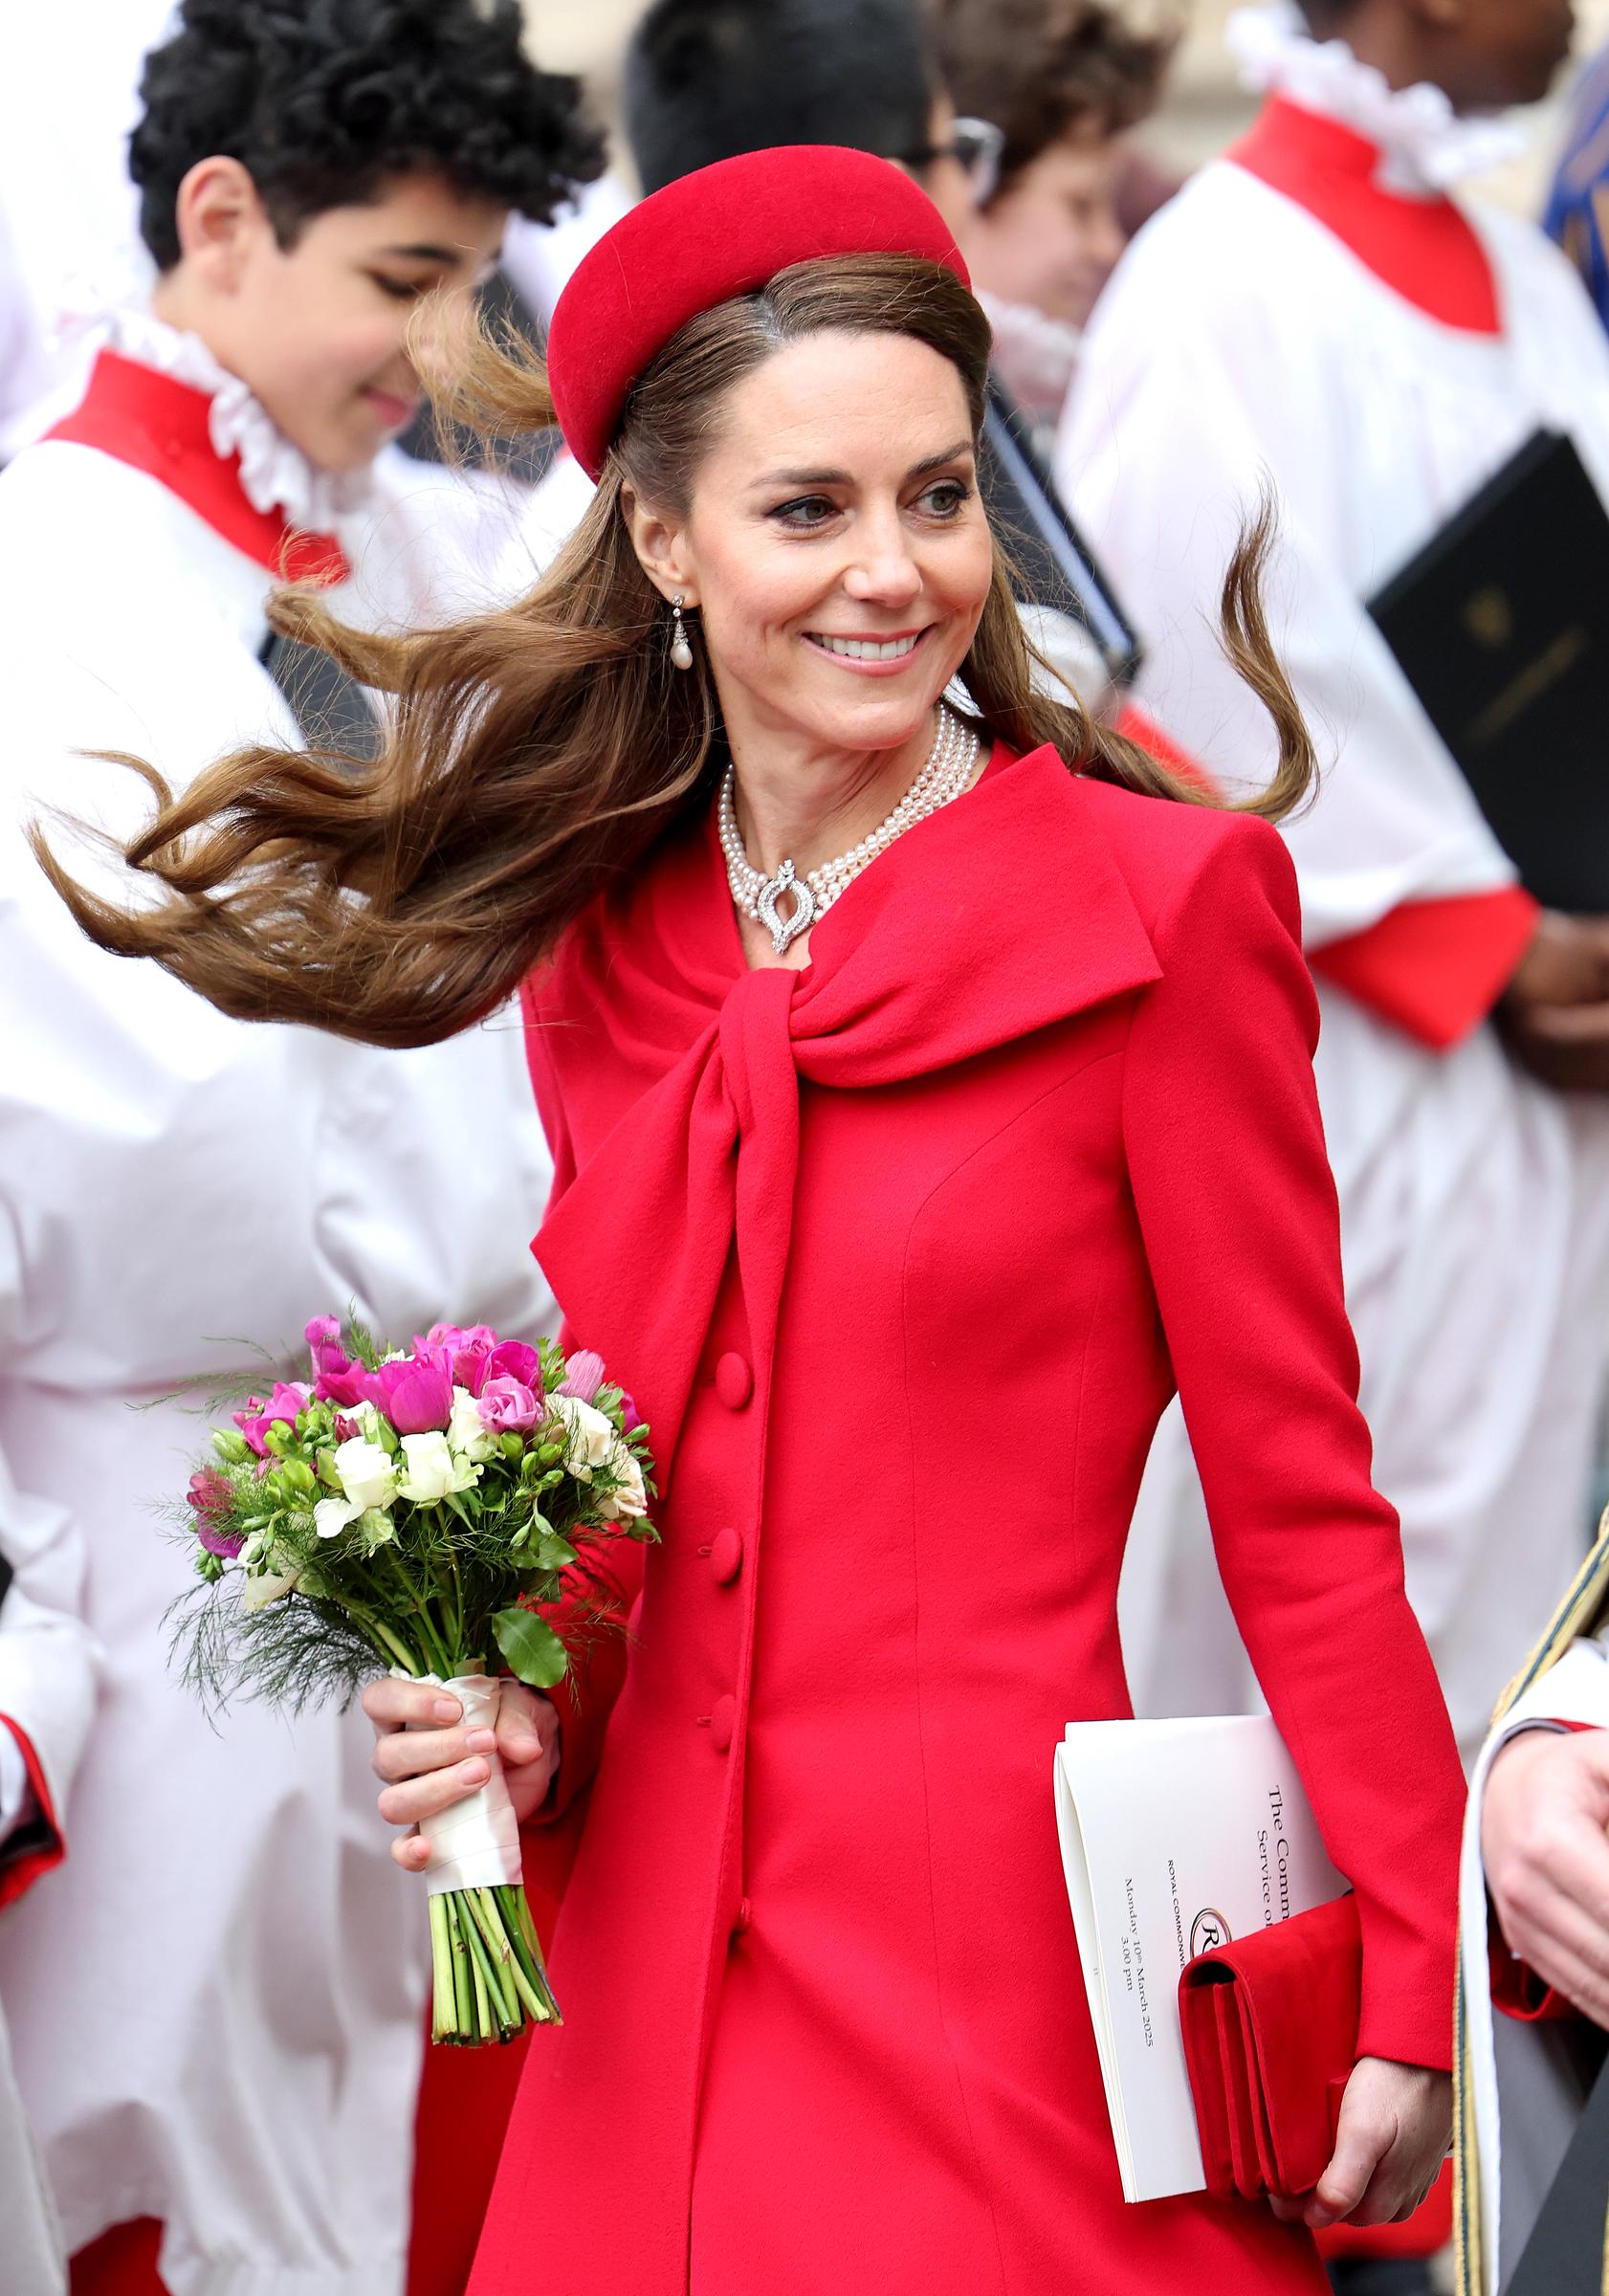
[484,1339,541,1393]
[477,1377,540,1434]
[232,1381,311,1458]
[619,1391,643,1435]
[422,1323,504,1396]
[557,1350,606,1404]
[359,1346,454,1434]
[305,1315,368,1407]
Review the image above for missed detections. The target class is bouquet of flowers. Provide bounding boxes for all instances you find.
[174,1314,657,2044]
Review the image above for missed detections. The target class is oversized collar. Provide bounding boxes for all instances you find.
[1226,1,1523,189]
[1227,95,1503,334]
[531,741,1162,1476]
[44,348,351,585]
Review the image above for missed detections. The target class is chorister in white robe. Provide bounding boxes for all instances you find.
[0,307,557,2296]
[1057,2,1609,1760]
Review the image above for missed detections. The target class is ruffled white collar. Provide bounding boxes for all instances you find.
[1226,1,1525,190]
[72,300,372,531]
[976,291,1082,428]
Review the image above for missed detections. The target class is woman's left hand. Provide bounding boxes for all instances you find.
[1266,2056,1450,2229]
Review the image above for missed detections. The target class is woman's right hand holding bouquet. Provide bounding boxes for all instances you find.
[365,1675,561,1873]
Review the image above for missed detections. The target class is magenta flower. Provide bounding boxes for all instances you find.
[232,1381,311,1458]
[189,1468,243,1556]
[359,1346,454,1434]
[619,1391,643,1434]
[557,1350,606,1403]
[478,1376,540,1434]
[484,1339,541,1393]
[426,1322,498,1354]
[305,1315,368,1407]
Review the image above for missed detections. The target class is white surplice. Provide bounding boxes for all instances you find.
[1057,6,1609,1759]
[0,311,557,2296]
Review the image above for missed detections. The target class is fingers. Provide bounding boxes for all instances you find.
[363,1677,462,1736]
[1307,2097,1394,2229]
[391,1830,433,1873]
[496,1685,558,1767]
[376,1752,494,1831]
[371,1719,496,1783]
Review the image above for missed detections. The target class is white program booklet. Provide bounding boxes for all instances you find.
[1052,1714,1346,2202]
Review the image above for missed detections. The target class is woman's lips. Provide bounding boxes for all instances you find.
[803,626,933,676]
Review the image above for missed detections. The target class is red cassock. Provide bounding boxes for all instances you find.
[472,741,1466,2296]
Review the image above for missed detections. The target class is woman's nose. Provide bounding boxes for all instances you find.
[842,519,923,605]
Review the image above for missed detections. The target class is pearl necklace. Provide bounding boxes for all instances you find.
[719,706,980,955]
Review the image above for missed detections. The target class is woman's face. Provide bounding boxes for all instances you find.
[964,132,1128,329]
[633,330,994,763]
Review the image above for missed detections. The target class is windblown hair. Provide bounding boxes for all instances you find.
[933,0,1179,182]
[33,255,1313,1050]
[129,0,604,271]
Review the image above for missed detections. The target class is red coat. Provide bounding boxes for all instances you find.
[473,741,1464,2296]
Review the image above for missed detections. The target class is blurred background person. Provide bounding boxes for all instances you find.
[0,1469,100,2296]
[0,6,604,2293]
[931,0,1179,439]
[1056,8,1609,2270]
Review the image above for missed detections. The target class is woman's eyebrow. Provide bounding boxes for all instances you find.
[751,439,974,492]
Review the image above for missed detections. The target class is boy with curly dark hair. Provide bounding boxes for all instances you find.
[0,8,597,2295]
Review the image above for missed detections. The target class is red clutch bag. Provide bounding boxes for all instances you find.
[1178,1891,1361,2203]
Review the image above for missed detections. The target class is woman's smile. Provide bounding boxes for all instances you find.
[802,625,935,673]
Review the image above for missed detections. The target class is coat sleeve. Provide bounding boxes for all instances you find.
[1120,813,1465,2069]
[0,1441,101,1909]
[519,982,646,1821]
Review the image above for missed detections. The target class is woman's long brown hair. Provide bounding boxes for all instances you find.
[31,254,1314,1049]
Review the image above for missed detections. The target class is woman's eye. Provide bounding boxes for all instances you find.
[916,479,972,518]
[770,496,839,530]
[369,274,422,303]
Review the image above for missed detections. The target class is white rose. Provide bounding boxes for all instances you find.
[596,1443,648,1521]
[241,1563,301,1612]
[333,1435,398,1512]
[547,1392,614,1479]
[314,1494,361,1540]
[396,1430,480,1504]
[448,1384,497,1463]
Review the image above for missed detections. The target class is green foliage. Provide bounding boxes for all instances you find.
[492,1605,570,1689]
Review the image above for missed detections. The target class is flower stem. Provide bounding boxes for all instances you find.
[428,1893,455,2042]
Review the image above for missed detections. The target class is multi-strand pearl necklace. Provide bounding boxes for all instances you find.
[719,705,980,955]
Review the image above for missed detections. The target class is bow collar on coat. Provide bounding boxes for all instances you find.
[533,740,1163,1478]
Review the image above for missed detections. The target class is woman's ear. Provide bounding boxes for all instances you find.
[172,156,267,292]
[621,484,700,608]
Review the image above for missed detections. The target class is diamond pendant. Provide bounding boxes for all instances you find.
[756,858,817,956]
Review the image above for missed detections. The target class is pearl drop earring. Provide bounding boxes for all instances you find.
[670,594,694,672]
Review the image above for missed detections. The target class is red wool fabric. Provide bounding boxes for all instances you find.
[544,145,970,479]
[1228,98,1502,335]
[466,743,1464,2294]
[44,350,350,585]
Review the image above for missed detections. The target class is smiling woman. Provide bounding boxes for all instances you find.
[34,158,1307,1038]
[31,141,1467,2296]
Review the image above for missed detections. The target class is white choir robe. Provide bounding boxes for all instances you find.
[0,1448,101,2296]
[0,377,557,2294]
[1056,86,1609,1760]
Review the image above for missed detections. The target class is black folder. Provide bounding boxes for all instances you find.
[1367,428,1609,914]
[980,379,1142,689]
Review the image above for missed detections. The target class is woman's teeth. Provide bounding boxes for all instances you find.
[811,632,921,660]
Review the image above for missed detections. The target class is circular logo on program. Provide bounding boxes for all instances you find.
[1190,1908,1232,1957]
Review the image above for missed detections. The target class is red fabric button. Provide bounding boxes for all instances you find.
[714,1353,753,1409]
[710,1694,737,1754]
[709,1526,743,1586]
[733,1897,752,1935]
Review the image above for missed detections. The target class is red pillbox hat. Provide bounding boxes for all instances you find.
[545,144,970,480]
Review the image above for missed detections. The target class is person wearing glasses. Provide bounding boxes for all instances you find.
[933,0,1178,441]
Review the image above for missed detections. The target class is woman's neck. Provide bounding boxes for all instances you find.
[729,710,940,882]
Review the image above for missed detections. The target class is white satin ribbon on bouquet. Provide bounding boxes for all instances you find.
[399,1671,524,1897]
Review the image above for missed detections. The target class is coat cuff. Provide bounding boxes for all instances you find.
[0,1719,64,1910]
[1310,887,1539,1049]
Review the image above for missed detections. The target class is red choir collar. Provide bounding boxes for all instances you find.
[1227,95,1501,336]
[43,348,351,585]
